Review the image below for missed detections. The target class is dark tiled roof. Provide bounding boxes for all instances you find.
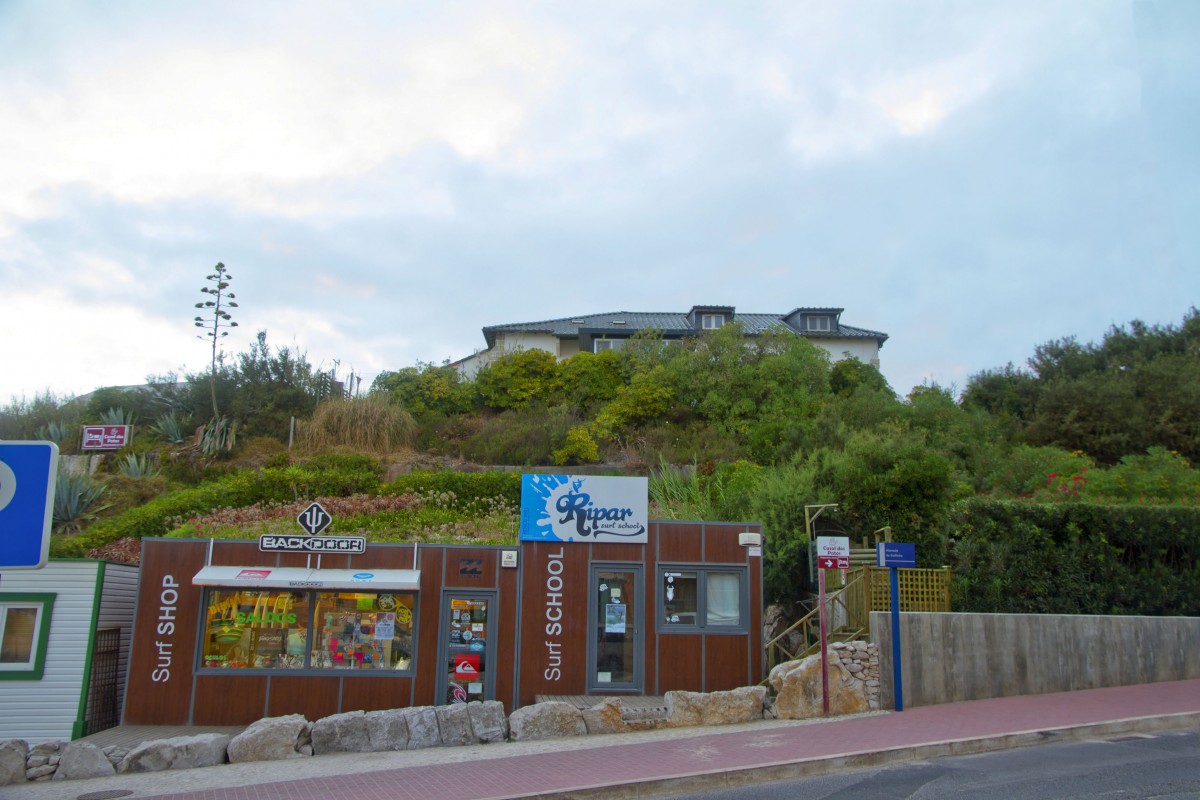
[481,309,888,348]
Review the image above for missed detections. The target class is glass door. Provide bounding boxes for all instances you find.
[588,565,643,692]
[437,592,495,704]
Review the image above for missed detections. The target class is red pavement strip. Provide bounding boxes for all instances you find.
[138,679,1200,800]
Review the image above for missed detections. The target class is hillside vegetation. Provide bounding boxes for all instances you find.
[5,309,1198,613]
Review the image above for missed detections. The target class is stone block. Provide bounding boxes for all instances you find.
[227,714,311,763]
[508,701,586,742]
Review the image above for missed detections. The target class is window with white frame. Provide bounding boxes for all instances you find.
[0,594,55,680]
[701,314,724,330]
[659,568,746,631]
[593,338,626,352]
[805,315,832,332]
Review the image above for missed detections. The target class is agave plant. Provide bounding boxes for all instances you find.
[99,407,137,426]
[35,420,72,444]
[53,472,111,534]
[151,413,186,444]
[199,416,238,455]
[118,452,161,478]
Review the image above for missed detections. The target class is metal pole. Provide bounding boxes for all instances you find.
[891,566,903,712]
[818,564,829,715]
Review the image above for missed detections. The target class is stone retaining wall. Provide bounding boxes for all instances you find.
[1,650,875,786]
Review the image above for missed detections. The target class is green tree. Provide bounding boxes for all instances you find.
[474,349,561,410]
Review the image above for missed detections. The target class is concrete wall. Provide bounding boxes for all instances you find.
[872,611,1200,710]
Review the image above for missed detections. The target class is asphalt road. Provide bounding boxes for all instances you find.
[660,728,1200,800]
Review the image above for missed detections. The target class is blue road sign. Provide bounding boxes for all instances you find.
[876,541,916,568]
[0,442,59,570]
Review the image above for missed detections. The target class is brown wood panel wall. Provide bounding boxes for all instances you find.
[443,547,498,588]
[641,525,659,694]
[494,551,520,712]
[655,635,704,694]
[267,675,342,720]
[703,635,750,691]
[657,523,703,563]
[193,675,269,724]
[517,542,589,705]
[412,547,445,706]
[341,677,415,714]
[702,522,750,563]
[123,539,207,724]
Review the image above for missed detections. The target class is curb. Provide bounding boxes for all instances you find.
[500,711,1200,800]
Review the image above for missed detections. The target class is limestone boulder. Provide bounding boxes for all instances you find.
[467,701,508,744]
[772,650,871,719]
[665,686,768,727]
[227,714,311,763]
[402,707,441,750]
[508,701,586,742]
[54,741,116,781]
[581,698,626,735]
[435,704,475,746]
[118,733,230,774]
[365,709,409,752]
[0,740,29,786]
[311,710,370,754]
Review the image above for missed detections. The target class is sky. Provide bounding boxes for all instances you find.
[1,0,1197,406]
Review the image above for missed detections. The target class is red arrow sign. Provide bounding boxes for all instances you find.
[820,556,851,569]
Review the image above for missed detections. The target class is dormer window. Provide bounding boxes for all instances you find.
[805,316,832,332]
[701,314,724,330]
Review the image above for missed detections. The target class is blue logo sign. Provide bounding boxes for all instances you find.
[876,542,917,568]
[520,474,649,543]
[352,572,374,580]
[0,442,59,570]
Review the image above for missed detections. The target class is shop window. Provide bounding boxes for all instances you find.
[0,594,55,680]
[312,591,414,671]
[659,568,746,632]
[201,589,415,672]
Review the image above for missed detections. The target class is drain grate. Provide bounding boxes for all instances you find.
[77,790,135,800]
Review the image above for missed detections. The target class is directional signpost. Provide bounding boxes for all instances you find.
[877,541,917,711]
[0,442,59,572]
[815,535,849,715]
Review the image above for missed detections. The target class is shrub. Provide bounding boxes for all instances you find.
[553,425,601,466]
[300,396,416,454]
[456,405,573,465]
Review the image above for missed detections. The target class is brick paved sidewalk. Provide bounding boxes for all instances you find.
[16,679,1200,800]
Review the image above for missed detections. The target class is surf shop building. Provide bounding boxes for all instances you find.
[122,475,764,725]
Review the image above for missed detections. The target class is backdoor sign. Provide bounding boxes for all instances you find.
[0,442,59,570]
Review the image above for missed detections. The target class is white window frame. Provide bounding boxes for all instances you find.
[0,594,55,680]
[805,316,832,332]
[701,314,725,330]
[593,338,626,353]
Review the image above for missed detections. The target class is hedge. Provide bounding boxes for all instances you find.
[949,499,1200,616]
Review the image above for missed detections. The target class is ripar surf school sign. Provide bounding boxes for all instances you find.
[520,475,649,543]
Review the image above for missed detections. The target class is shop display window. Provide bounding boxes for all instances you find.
[202,589,416,672]
[203,590,310,669]
[312,592,415,671]
[658,567,746,632]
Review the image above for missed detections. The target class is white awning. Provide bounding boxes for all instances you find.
[192,565,421,591]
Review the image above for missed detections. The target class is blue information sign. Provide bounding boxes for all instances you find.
[876,542,916,568]
[0,442,59,570]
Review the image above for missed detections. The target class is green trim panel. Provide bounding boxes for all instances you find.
[0,592,57,681]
